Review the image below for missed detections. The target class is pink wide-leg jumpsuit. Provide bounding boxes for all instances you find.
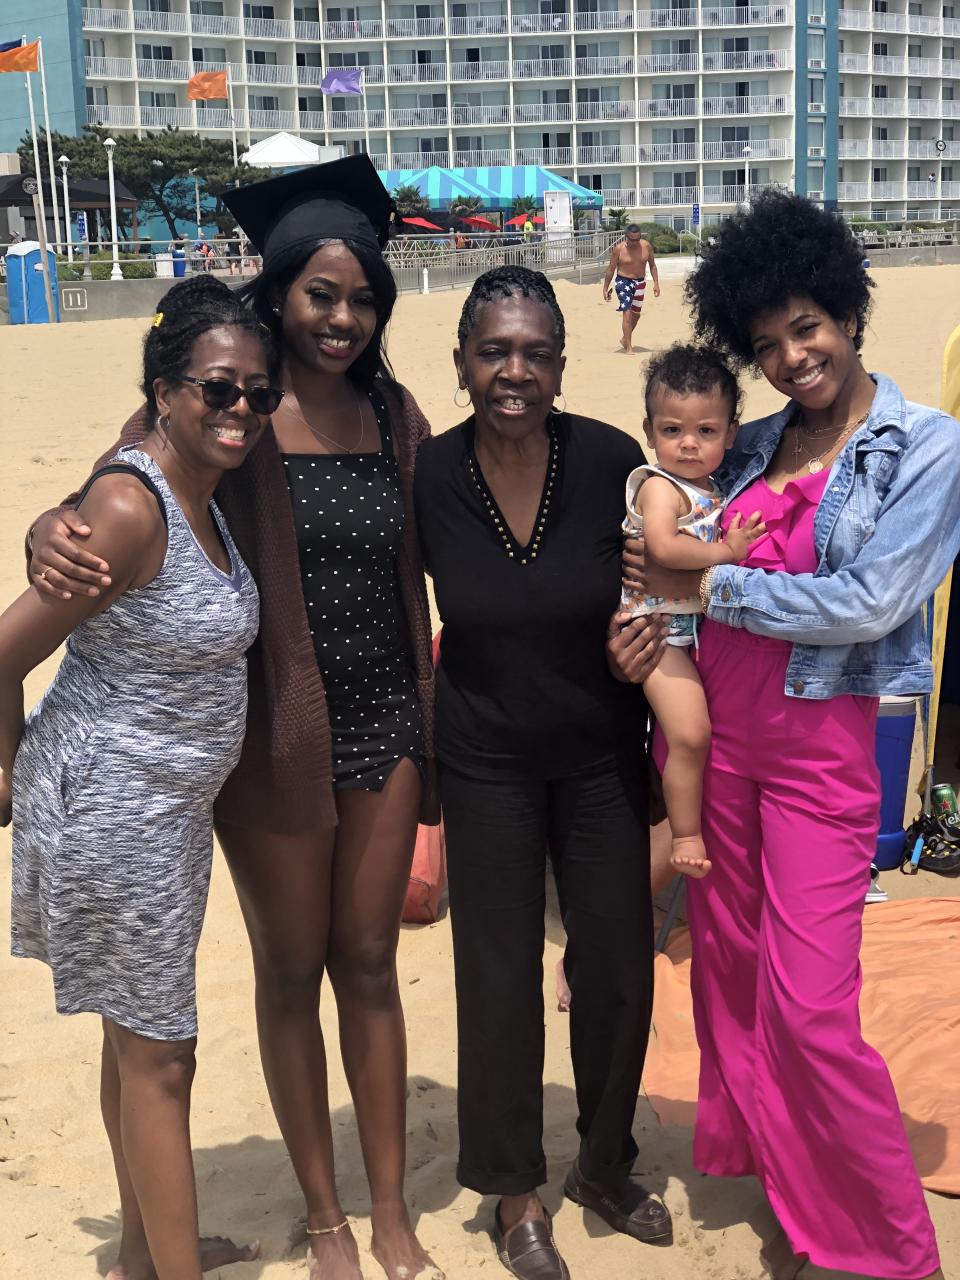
[687,469,940,1278]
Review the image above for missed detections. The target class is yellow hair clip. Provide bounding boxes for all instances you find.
[152,312,164,328]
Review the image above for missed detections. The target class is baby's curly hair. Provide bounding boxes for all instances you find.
[645,343,743,422]
[684,191,874,370]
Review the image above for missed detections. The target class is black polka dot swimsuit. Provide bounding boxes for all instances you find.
[283,390,423,791]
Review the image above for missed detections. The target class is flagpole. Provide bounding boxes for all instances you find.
[22,56,56,322]
[227,65,238,171]
[23,44,50,247]
[37,38,62,250]
[361,67,370,159]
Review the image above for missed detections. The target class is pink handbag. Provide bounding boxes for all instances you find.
[402,631,447,924]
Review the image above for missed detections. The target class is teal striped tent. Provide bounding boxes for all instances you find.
[376,165,495,209]
[377,164,604,212]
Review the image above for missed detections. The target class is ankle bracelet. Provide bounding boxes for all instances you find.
[306,1219,350,1236]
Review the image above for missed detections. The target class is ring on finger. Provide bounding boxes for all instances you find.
[38,568,49,582]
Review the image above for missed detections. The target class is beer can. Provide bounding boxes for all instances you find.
[931,782,959,817]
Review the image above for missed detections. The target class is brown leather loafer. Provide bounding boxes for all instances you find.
[493,1203,572,1280]
[563,1161,673,1246]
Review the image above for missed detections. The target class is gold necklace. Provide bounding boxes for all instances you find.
[285,389,366,454]
[797,408,872,439]
[792,411,867,474]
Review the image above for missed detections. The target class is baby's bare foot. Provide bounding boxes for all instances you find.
[670,834,712,879]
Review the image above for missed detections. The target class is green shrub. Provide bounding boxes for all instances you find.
[86,251,156,281]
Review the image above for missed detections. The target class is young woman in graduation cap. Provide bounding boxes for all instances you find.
[25,156,442,1280]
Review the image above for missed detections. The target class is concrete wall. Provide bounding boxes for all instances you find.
[0,3,85,153]
[865,246,960,268]
[0,277,174,325]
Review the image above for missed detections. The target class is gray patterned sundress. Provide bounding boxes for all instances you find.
[10,448,259,1041]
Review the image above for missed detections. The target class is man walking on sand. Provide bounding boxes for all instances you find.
[603,224,660,352]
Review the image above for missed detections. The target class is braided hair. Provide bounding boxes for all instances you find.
[142,274,280,415]
[456,265,566,350]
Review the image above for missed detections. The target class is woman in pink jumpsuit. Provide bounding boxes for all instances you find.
[627,192,960,1279]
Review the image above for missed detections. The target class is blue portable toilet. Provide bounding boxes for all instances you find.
[5,241,60,324]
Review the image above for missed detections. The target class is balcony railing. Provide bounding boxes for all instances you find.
[512,58,573,77]
[392,150,450,167]
[245,62,295,85]
[636,53,699,72]
[946,101,960,117]
[387,62,448,82]
[838,139,870,158]
[574,9,635,30]
[514,102,573,122]
[575,99,637,121]
[86,55,135,79]
[639,141,698,161]
[908,13,941,34]
[450,59,511,80]
[871,182,901,199]
[86,104,138,127]
[702,137,791,159]
[944,59,960,78]
[907,181,940,198]
[637,184,699,204]
[840,97,872,116]
[872,140,907,159]
[575,55,636,75]
[908,57,941,76]
[636,8,699,28]
[294,19,321,40]
[516,146,574,165]
[137,57,193,81]
[577,144,637,164]
[873,55,907,75]
[702,49,791,71]
[328,108,387,129]
[839,53,870,72]
[838,181,870,200]
[910,140,960,158]
[323,19,383,39]
[387,17,447,37]
[701,4,790,24]
[82,7,132,31]
[448,15,509,34]
[140,106,196,127]
[637,97,698,117]
[389,107,449,127]
[296,65,326,86]
[197,107,246,129]
[512,12,571,31]
[299,111,326,131]
[601,187,638,204]
[452,103,511,125]
[838,10,871,29]
[942,181,960,197]
[133,9,188,34]
[192,13,243,35]
[947,18,960,37]
[452,148,513,166]
[702,182,773,203]
[244,17,292,38]
[702,93,789,115]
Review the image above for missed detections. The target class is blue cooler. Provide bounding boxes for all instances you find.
[874,695,918,870]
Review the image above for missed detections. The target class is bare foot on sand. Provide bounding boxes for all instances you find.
[760,1227,806,1280]
[306,1222,365,1280]
[371,1204,445,1280]
[619,336,633,352]
[670,834,712,879]
[106,1234,260,1279]
[555,958,572,1012]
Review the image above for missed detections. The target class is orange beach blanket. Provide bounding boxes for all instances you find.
[642,896,960,1194]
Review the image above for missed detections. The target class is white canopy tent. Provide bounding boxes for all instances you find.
[240,133,344,170]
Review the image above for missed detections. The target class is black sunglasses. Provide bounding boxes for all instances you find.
[175,375,284,416]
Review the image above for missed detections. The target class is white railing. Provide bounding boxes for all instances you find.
[639,141,697,161]
[840,97,872,116]
[873,55,907,75]
[910,140,960,158]
[248,109,297,129]
[137,58,194,81]
[636,7,698,28]
[637,184,699,204]
[908,57,941,76]
[82,7,132,31]
[702,48,791,71]
[701,4,790,24]
[907,13,940,34]
[512,58,573,77]
[387,62,448,82]
[299,111,326,131]
[838,9,872,29]
[838,139,870,158]
[575,55,636,75]
[452,103,511,124]
[296,65,326,86]
[872,139,906,159]
[85,55,133,78]
[196,107,245,129]
[944,59,960,78]
[323,19,383,39]
[574,9,635,29]
[450,59,511,80]
[295,20,321,40]
[907,181,940,198]
[244,17,292,38]
[516,146,574,165]
[947,18,960,36]
[140,106,196,127]
[872,182,901,199]
[702,94,789,115]
[389,107,449,127]
[514,101,573,122]
[452,148,513,166]
[387,16,447,37]
[86,104,137,127]
[871,12,910,32]
[703,182,783,202]
[448,15,509,34]
[945,101,960,117]
[839,52,869,72]
[192,13,243,35]
[702,137,791,159]
[512,11,571,30]
[602,187,638,204]
[578,144,637,164]
[637,97,698,117]
[942,181,960,197]
[872,98,911,116]
[392,150,450,167]
[328,108,386,129]
[245,62,295,85]
[636,53,699,72]
[576,99,636,120]
[133,8,189,34]
[838,181,870,200]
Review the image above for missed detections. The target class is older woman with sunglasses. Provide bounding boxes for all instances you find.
[24,157,441,1280]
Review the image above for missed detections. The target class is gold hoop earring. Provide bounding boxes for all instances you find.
[551,392,567,415]
[157,414,170,432]
[454,387,472,409]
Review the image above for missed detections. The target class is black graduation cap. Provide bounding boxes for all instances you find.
[223,154,395,264]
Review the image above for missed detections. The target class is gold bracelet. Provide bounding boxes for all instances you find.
[699,566,717,613]
[305,1220,350,1237]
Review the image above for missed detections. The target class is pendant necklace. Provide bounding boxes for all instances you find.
[793,409,869,474]
[286,389,366,454]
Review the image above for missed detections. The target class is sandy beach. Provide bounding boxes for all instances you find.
[1,264,959,1279]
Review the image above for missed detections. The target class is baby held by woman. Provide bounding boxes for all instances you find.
[622,345,765,877]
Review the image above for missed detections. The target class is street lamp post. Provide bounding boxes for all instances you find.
[742,145,753,210]
[103,136,123,281]
[58,154,74,265]
[189,168,201,238]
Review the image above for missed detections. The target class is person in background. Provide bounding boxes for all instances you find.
[602,225,660,354]
[3,275,278,1280]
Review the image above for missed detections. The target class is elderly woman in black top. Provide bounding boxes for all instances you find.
[414,267,670,1280]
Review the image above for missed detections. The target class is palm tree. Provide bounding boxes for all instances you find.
[512,195,538,218]
[392,183,427,215]
[451,194,484,217]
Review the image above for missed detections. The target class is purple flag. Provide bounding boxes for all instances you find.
[320,68,364,95]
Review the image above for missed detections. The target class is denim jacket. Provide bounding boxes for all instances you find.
[707,373,960,699]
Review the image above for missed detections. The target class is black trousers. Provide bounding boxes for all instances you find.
[439,753,654,1196]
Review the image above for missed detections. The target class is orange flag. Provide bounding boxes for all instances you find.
[187,70,228,101]
[0,39,39,73]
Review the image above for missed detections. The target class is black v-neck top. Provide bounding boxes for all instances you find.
[414,412,648,777]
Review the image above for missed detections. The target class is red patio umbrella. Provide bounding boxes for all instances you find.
[504,213,545,226]
[402,215,443,230]
[460,215,498,231]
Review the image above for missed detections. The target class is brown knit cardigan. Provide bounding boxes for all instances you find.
[83,383,437,835]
